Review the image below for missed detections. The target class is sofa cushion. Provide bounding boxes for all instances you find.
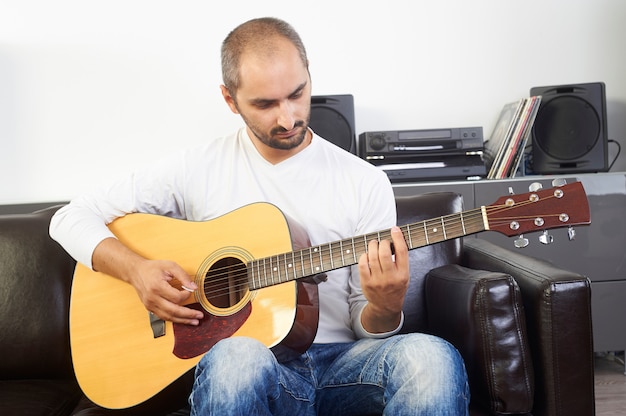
[0,379,82,416]
[425,264,534,414]
[0,207,77,380]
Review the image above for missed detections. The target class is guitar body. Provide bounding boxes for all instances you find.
[70,203,319,409]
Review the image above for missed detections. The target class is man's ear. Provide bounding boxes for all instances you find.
[220,85,240,115]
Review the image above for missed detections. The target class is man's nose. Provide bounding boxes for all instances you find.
[276,101,296,130]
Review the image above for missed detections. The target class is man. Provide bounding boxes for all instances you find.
[50,17,469,415]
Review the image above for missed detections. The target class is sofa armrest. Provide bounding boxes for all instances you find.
[425,264,534,415]
[461,238,595,416]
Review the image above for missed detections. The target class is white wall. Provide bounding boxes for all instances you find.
[1,0,625,204]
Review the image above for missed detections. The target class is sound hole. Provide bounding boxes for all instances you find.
[204,257,248,309]
[533,96,600,160]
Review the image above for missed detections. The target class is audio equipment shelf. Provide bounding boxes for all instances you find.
[393,171,626,353]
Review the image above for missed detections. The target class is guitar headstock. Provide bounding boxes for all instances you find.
[485,181,590,240]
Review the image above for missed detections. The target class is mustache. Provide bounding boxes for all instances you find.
[271,120,306,135]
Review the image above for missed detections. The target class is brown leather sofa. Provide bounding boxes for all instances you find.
[0,192,595,415]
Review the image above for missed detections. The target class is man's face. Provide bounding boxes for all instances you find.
[222,38,312,157]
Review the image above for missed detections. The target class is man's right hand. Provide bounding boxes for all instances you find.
[92,237,204,326]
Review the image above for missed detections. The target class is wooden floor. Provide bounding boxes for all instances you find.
[595,352,626,415]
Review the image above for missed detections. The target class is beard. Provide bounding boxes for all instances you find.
[239,109,311,151]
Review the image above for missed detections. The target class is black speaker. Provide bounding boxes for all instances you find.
[309,94,356,154]
[530,82,608,174]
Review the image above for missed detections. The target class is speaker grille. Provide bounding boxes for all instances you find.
[309,94,356,154]
[530,82,607,173]
[533,96,600,160]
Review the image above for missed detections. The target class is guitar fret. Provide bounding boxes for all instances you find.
[259,259,267,288]
[460,212,466,235]
[310,246,320,275]
[248,260,259,289]
[405,224,413,249]
[328,243,334,269]
[255,260,260,289]
[283,253,288,282]
[309,247,314,275]
[278,255,283,283]
[271,256,278,285]
[317,246,322,273]
[339,240,345,266]
[423,221,429,245]
[441,217,447,240]
[272,257,276,283]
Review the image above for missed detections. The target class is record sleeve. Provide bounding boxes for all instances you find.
[507,95,542,178]
[485,99,526,179]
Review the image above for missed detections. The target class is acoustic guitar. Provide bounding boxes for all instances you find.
[69,181,590,409]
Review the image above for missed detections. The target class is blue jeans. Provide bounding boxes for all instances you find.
[189,334,469,415]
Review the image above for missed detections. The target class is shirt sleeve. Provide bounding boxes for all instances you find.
[352,303,405,339]
[348,168,402,339]
[49,200,118,269]
[49,153,188,269]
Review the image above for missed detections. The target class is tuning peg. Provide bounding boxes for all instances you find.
[508,186,515,195]
[568,226,576,241]
[529,182,543,192]
[514,235,529,248]
[552,178,567,187]
[539,230,554,245]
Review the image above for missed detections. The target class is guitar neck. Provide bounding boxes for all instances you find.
[248,206,487,290]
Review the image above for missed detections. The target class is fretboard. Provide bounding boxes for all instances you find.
[247,207,487,290]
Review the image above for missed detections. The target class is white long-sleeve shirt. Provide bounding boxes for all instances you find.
[50,127,401,343]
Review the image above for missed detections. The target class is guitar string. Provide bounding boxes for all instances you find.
[195,194,564,301]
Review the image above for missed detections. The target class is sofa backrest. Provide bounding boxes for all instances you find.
[395,192,463,334]
[0,206,77,380]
